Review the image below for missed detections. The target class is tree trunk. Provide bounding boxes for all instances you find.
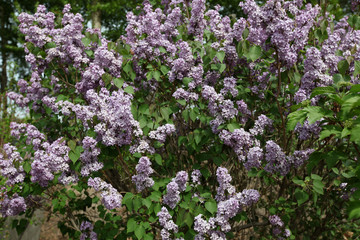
[91,0,101,30]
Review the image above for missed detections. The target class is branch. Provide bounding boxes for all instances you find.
[233,221,270,231]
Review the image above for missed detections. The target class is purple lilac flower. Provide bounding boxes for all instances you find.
[264,140,290,176]
[191,169,201,186]
[163,181,180,209]
[188,0,206,41]
[31,138,72,187]
[149,124,176,143]
[0,194,27,217]
[269,215,284,227]
[174,171,188,192]
[88,177,122,210]
[80,137,103,176]
[0,144,25,185]
[132,156,154,192]
[157,206,179,240]
[245,147,263,170]
[250,114,273,136]
[215,167,235,202]
[80,221,97,240]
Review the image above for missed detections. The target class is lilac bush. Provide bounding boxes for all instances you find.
[1,0,360,239]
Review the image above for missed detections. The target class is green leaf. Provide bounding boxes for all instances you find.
[139,104,150,115]
[354,61,360,77]
[135,224,145,239]
[348,201,360,219]
[310,86,336,98]
[311,174,322,180]
[142,198,152,209]
[102,73,112,86]
[292,178,305,187]
[127,218,137,233]
[347,15,360,30]
[341,96,360,119]
[319,125,341,140]
[154,154,162,166]
[69,151,80,164]
[227,123,240,132]
[68,140,76,151]
[341,127,351,138]
[205,201,217,214]
[338,60,349,75]
[153,71,161,81]
[245,45,262,61]
[160,107,172,121]
[350,84,360,93]
[23,161,31,173]
[113,78,124,89]
[124,86,135,95]
[313,180,325,195]
[350,125,360,143]
[286,110,307,131]
[304,106,331,124]
[133,197,142,211]
[294,188,309,205]
[81,37,91,46]
[45,42,56,49]
[177,99,187,106]
[219,64,226,73]
[160,65,169,75]
[159,46,166,53]
[216,51,225,63]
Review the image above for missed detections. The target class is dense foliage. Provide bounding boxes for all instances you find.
[1,0,360,239]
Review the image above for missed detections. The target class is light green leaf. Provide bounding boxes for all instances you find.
[135,224,145,239]
[286,110,307,131]
[205,201,217,214]
[245,45,262,61]
[124,86,135,95]
[216,51,225,63]
[113,78,124,89]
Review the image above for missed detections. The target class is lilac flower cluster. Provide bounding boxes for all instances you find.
[191,169,201,187]
[188,0,206,41]
[194,187,260,239]
[0,194,27,217]
[87,177,122,210]
[80,221,97,240]
[0,144,25,185]
[31,137,73,187]
[172,88,199,102]
[215,167,235,202]
[80,137,103,176]
[149,124,176,143]
[295,47,332,102]
[250,114,273,136]
[339,183,358,200]
[132,157,154,192]
[294,121,322,141]
[240,0,320,67]
[157,207,182,240]
[163,171,188,209]
[219,128,254,163]
[129,139,155,154]
[265,141,313,176]
[269,215,291,239]
[10,122,45,149]
[86,88,142,146]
